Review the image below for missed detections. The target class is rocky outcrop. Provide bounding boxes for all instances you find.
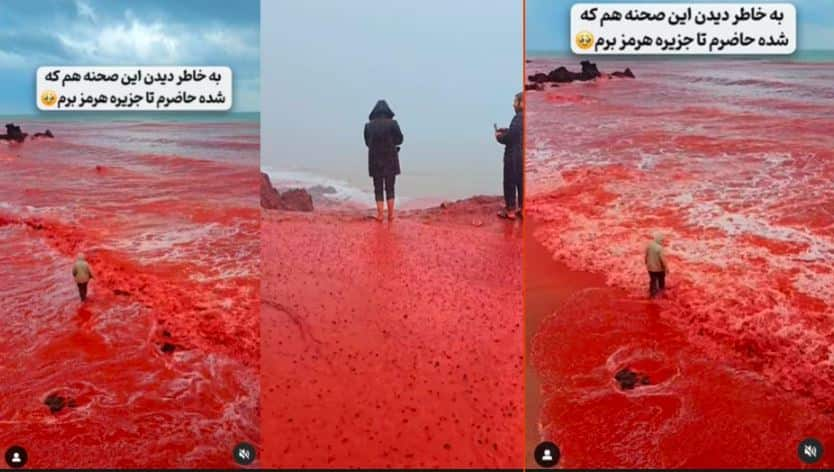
[0,124,56,142]
[279,189,315,212]
[529,60,601,84]
[260,172,314,212]
[527,61,635,89]
[261,173,282,209]
[0,123,27,142]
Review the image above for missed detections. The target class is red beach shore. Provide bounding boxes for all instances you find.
[260,197,523,468]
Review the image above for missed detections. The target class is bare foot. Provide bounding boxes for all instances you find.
[497,209,516,220]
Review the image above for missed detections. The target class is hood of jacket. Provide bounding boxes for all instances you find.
[369,100,395,120]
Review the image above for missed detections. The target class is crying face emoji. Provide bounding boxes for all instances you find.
[575,31,595,51]
[40,90,58,107]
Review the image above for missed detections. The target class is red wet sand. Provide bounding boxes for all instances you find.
[526,59,834,468]
[0,121,259,468]
[261,197,522,468]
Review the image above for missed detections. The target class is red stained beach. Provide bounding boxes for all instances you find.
[0,119,260,468]
[526,59,834,468]
[260,199,523,468]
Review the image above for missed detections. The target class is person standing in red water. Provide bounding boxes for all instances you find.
[645,234,669,298]
[495,92,523,220]
[364,99,404,222]
[72,253,94,302]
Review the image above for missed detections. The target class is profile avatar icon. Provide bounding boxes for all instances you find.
[4,445,28,468]
[534,441,561,468]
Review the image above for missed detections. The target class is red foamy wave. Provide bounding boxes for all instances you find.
[0,215,259,468]
[179,139,259,151]
[532,293,833,469]
[527,59,834,467]
[544,92,599,105]
[0,120,259,468]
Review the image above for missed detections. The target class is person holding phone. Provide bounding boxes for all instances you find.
[495,92,524,220]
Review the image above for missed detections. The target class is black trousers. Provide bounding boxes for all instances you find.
[649,271,666,298]
[77,282,88,301]
[503,159,523,210]
[373,175,396,202]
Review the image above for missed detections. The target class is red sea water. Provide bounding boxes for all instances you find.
[0,118,259,468]
[527,59,834,468]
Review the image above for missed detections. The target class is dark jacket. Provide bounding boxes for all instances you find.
[364,100,404,178]
[497,111,523,176]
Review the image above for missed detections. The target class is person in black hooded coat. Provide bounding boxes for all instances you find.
[364,99,404,221]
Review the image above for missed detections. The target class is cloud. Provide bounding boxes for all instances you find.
[0,1,260,112]
[75,0,97,23]
[54,14,259,66]
[58,18,182,63]
[203,29,259,61]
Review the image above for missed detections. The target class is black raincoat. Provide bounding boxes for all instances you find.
[497,111,523,178]
[364,100,404,178]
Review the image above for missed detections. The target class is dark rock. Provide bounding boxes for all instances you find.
[612,68,636,79]
[113,289,130,296]
[162,330,172,338]
[528,72,550,83]
[0,123,27,142]
[279,189,314,212]
[541,62,600,82]
[44,394,65,413]
[525,83,544,91]
[547,66,575,83]
[260,172,314,212]
[32,129,54,138]
[528,61,631,85]
[580,60,601,80]
[161,342,176,354]
[261,172,282,209]
[44,392,76,413]
[614,367,650,390]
